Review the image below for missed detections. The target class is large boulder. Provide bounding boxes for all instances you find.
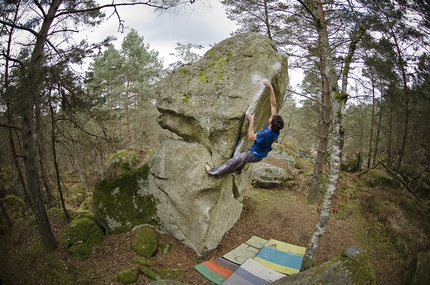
[270,246,376,285]
[149,32,288,256]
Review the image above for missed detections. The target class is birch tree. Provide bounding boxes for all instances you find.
[297,0,365,268]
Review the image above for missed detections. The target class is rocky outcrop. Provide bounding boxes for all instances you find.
[270,246,376,285]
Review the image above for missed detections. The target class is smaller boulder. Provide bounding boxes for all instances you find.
[251,162,289,189]
[132,227,158,257]
[62,217,105,261]
[270,246,376,285]
[363,169,392,187]
[403,251,430,285]
[112,268,139,284]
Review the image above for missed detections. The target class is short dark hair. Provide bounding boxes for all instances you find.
[271,114,284,133]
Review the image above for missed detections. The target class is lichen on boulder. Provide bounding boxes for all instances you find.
[62,216,105,261]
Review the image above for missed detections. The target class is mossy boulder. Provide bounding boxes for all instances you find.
[103,149,140,180]
[131,227,158,257]
[92,150,160,234]
[271,246,375,285]
[1,195,28,223]
[62,216,105,261]
[112,268,139,284]
[363,169,392,188]
[147,281,188,285]
[403,251,430,285]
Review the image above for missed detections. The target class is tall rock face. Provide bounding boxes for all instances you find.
[148,33,289,256]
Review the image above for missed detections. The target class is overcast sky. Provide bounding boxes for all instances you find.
[83,1,237,67]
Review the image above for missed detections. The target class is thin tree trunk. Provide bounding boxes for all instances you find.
[387,88,393,168]
[7,103,31,208]
[367,70,375,168]
[50,104,70,221]
[263,0,272,40]
[372,91,383,165]
[36,104,56,206]
[391,31,409,188]
[308,59,331,204]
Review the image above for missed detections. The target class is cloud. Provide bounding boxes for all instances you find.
[82,1,237,66]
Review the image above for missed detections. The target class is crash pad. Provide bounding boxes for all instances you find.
[194,257,239,284]
[222,258,286,285]
[223,236,268,265]
[253,239,306,275]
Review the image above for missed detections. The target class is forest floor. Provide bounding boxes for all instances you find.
[1,155,429,285]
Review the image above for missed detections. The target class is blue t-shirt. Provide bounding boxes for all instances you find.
[249,125,279,159]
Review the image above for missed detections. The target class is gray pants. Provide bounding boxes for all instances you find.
[210,150,261,176]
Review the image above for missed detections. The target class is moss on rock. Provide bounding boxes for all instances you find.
[112,268,139,284]
[132,227,158,257]
[62,217,105,261]
[104,149,141,180]
[2,195,28,222]
[364,169,392,188]
[92,156,160,234]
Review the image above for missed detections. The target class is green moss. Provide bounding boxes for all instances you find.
[112,268,139,284]
[132,258,155,267]
[62,217,105,261]
[197,71,208,83]
[182,92,191,103]
[364,169,391,187]
[132,227,158,257]
[156,268,184,278]
[158,243,172,255]
[105,149,140,179]
[341,250,376,284]
[178,67,188,74]
[2,195,29,222]
[137,265,183,281]
[138,265,160,280]
[92,163,160,234]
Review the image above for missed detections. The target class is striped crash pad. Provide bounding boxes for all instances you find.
[223,236,268,265]
[222,258,286,285]
[194,257,239,284]
[253,239,306,275]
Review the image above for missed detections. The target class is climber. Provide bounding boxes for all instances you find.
[204,80,284,177]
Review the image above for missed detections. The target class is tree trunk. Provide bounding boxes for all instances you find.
[22,107,57,250]
[36,104,56,206]
[373,94,383,165]
[391,32,409,188]
[387,88,393,168]
[308,60,330,204]
[7,103,31,208]
[367,70,376,168]
[50,104,70,221]
[21,0,63,251]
